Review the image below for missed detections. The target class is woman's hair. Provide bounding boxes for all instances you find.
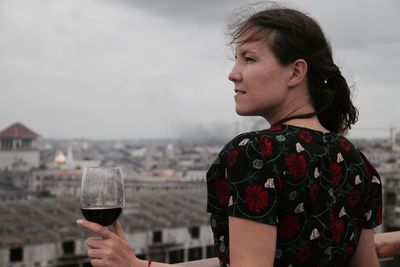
[228,5,358,133]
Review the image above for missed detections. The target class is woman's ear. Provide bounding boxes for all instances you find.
[288,59,308,88]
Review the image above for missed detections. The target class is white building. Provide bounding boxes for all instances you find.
[184,170,207,182]
[30,169,83,198]
[0,123,40,171]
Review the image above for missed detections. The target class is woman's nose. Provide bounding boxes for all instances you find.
[228,65,242,83]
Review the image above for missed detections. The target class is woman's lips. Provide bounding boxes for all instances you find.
[234,89,246,95]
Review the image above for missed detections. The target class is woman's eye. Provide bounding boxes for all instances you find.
[245,57,255,63]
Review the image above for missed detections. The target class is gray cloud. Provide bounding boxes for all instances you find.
[0,0,398,139]
[109,0,244,24]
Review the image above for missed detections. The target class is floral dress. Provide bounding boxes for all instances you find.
[206,124,382,267]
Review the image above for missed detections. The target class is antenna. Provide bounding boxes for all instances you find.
[389,126,397,151]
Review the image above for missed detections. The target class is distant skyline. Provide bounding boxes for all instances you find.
[0,0,399,140]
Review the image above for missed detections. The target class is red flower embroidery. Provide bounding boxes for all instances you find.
[227,149,239,167]
[278,214,301,241]
[245,185,268,212]
[269,125,283,131]
[214,179,229,205]
[260,136,273,157]
[299,130,312,143]
[329,213,345,243]
[308,183,319,202]
[330,163,342,187]
[347,189,360,207]
[284,154,307,180]
[342,246,354,262]
[339,139,352,152]
[297,245,313,262]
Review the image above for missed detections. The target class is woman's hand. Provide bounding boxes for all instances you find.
[77,219,144,267]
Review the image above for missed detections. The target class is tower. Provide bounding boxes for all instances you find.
[66,145,75,168]
[0,122,40,171]
[389,126,397,152]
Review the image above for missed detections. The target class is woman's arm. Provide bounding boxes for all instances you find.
[349,229,379,267]
[229,216,277,267]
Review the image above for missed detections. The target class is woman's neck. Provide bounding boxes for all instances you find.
[277,117,330,133]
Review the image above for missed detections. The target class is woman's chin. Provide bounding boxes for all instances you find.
[235,108,246,116]
[235,108,255,116]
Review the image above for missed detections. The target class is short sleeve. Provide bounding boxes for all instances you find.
[359,151,383,228]
[206,149,230,214]
[226,135,279,226]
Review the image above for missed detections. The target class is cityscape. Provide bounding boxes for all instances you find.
[0,122,399,267]
[1,0,399,266]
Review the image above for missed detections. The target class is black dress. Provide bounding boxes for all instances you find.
[206,124,382,267]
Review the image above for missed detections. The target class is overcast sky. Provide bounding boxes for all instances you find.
[0,0,399,140]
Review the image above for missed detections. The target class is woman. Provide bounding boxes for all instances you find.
[77,5,382,267]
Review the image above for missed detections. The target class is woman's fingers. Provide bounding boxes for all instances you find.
[77,219,137,266]
[87,237,106,249]
[76,219,116,239]
[113,220,128,242]
[90,258,103,267]
[87,248,103,259]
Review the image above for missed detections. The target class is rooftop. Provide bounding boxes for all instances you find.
[0,122,40,139]
[0,187,208,248]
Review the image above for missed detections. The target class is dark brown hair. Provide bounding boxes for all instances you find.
[229,6,358,133]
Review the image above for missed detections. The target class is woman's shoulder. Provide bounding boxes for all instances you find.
[219,126,288,160]
[226,125,288,146]
[223,127,280,148]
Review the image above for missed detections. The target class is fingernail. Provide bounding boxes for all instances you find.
[76,219,83,225]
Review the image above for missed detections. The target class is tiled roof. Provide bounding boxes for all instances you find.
[0,122,39,138]
[0,187,208,248]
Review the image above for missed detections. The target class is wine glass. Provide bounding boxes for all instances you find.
[80,167,125,226]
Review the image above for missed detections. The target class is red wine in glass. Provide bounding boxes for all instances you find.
[80,167,124,226]
[81,207,123,227]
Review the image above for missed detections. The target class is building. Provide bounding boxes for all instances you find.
[29,169,83,198]
[0,171,30,201]
[29,167,206,198]
[0,187,214,267]
[184,170,207,182]
[46,145,101,170]
[0,123,40,171]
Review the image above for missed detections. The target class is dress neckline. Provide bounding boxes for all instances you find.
[276,124,335,135]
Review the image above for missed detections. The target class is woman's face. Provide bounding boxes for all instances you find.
[228,32,293,121]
